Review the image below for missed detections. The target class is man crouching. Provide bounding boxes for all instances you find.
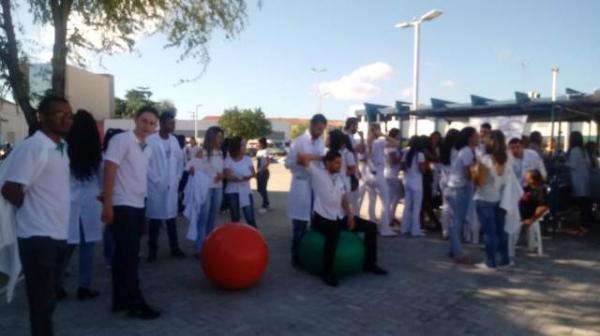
[298,150,388,287]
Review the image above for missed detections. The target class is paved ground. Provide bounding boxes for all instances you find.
[1,163,600,336]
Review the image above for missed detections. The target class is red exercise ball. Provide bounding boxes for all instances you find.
[201,222,269,290]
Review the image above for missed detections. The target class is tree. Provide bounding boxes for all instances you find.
[114,87,177,118]
[219,107,272,140]
[0,0,250,131]
[290,123,308,139]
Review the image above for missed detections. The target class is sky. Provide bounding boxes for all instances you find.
[19,0,600,121]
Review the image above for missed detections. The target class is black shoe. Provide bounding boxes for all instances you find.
[365,265,388,275]
[127,305,161,320]
[322,274,339,287]
[147,254,157,263]
[171,249,185,258]
[56,288,68,301]
[111,304,127,313]
[77,287,100,301]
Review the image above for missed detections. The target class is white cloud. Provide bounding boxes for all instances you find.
[318,62,394,101]
[440,80,456,88]
[401,87,413,99]
[347,104,364,116]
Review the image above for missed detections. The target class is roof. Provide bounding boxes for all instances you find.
[358,89,600,123]
[202,115,344,127]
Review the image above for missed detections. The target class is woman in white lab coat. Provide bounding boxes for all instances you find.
[400,136,428,236]
[566,131,593,225]
[61,110,104,300]
[439,129,460,238]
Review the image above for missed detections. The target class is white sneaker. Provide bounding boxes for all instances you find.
[379,229,398,237]
[474,262,496,270]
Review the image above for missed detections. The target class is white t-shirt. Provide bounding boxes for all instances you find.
[224,155,253,194]
[4,131,70,240]
[256,149,270,171]
[307,163,347,221]
[447,146,475,188]
[403,151,425,190]
[198,149,225,189]
[104,131,152,208]
[161,137,172,159]
[369,137,387,174]
[385,147,402,179]
[474,154,507,203]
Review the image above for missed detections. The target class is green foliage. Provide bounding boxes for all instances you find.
[219,107,272,140]
[290,123,308,139]
[114,87,177,118]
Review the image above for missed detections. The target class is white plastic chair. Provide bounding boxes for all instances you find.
[510,212,547,257]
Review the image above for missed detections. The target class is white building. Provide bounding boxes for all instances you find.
[0,99,28,144]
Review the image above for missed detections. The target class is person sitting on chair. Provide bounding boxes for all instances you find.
[519,169,549,227]
[298,150,388,287]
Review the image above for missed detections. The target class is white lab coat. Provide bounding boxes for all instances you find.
[567,147,591,197]
[285,130,325,221]
[146,134,184,219]
[184,171,211,241]
[68,175,102,244]
[512,149,547,185]
[501,164,524,235]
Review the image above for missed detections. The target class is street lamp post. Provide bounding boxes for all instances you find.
[194,104,203,140]
[396,9,443,136]
[311,67,328,114]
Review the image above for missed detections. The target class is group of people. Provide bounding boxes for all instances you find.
[286,114,596,283]
[0,96,277,335]
[1,95,597,335]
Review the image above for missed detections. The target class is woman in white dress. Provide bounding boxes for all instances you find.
[60,110,104,300]
[224,137,257,227]
[566,131,593,226]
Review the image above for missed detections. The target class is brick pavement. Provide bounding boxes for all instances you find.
[1,165,599,336]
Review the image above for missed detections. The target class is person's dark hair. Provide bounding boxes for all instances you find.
[440,129,460,165]
[323,149,342,162]
[258,137,268,149]
[38,95,69,115]
[527,169,544,184]
[203,126,224,160]
[455,127,477,150]
[221,137,231,158]
[484,130,508,165]
[159,111,175,123]
[310,113,327,126]
[430,130,442,145]
[66,110,102,181]
[228,136,243,159]
[135,106,159,119]
[389,128,400,139]
[345,117,358,130]
[328,129,345,152]
[508,137,522,146]
[568,131,584,152]
[103,128,124,152]
[530,131,543,146]
[406,136,424,168]
[481,122,492,130]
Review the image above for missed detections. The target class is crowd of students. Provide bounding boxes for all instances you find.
[1,95,597,335]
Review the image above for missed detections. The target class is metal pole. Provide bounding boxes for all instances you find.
[550,67,559,155]
[411,22,421,136]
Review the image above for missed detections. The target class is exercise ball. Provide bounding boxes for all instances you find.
[201,222,269,290]
[299,230,364,277]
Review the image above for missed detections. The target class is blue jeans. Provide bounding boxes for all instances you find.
[291,219,308,263]
[226,193,257,227]
[476,200,509,267]
[447,185,473,258]
[194,188,223,253]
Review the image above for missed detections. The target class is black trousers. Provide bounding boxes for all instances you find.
[18,237,68,336]
[111,206,146,311]
[311,213,377,276]
[256,170,270,208]
[148,218,180,255]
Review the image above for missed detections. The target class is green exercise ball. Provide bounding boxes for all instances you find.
[298,230,365,277]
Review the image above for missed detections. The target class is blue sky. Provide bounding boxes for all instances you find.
[25,0,600,120]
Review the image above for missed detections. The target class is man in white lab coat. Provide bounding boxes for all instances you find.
[285,114,327,268]
[508,137,547,185]
[146,112,185,262]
